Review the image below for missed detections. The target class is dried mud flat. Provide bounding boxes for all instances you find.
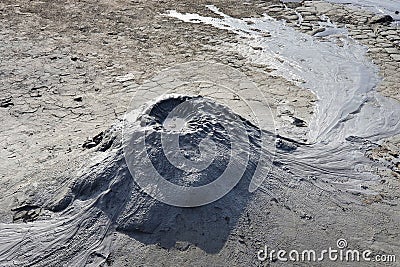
[0,0,399,266]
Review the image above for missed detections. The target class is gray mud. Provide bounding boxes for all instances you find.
[0,1,399,266]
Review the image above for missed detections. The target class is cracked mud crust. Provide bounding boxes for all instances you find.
[0,1,399,266]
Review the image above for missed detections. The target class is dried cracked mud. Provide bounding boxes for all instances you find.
[0,0,399,266]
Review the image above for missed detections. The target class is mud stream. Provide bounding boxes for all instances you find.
[0,4,399,267]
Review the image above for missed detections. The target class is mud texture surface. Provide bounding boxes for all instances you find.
[0,0,399,266]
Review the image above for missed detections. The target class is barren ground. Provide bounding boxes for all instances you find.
[0,0,399,266]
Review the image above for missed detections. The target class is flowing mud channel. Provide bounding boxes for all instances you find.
[0,0,399,266]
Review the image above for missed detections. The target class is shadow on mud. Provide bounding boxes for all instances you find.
[54,95,262,254]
